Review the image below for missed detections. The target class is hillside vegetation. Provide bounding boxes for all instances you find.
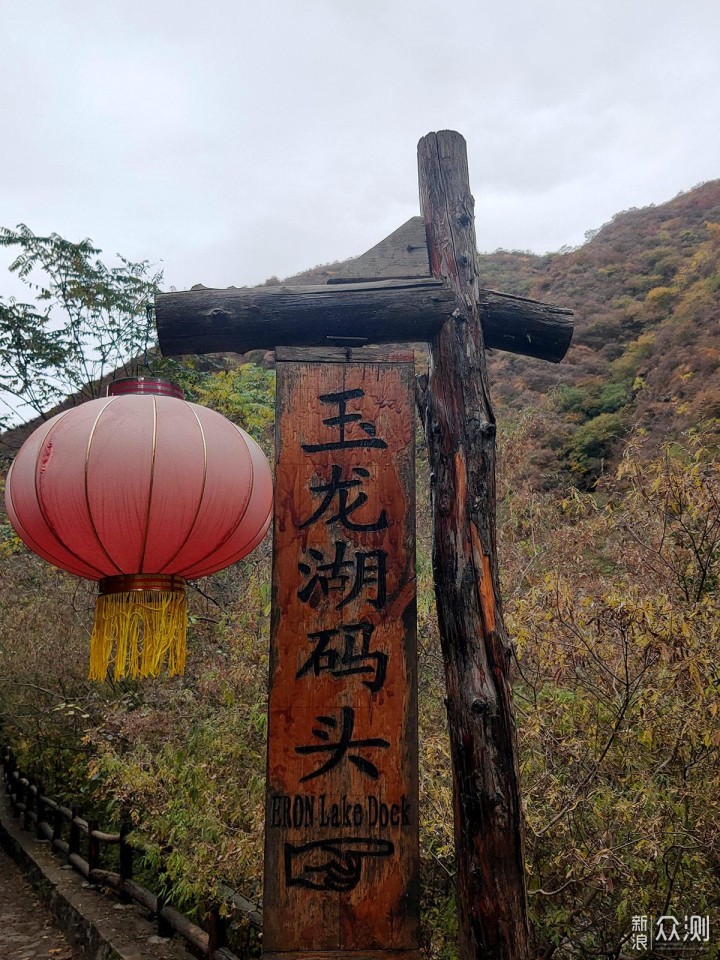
[484,180,720,488]
[1,181,719,959]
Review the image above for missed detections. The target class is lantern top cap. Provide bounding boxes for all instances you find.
[107,377,184,400]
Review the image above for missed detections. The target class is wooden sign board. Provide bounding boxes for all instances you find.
[263,347,419,960]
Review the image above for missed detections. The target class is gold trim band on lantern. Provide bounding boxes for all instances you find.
[98,574,187,596]
[107,377,185,400]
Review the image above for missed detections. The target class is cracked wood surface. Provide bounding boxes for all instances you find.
[417,130,530,960]
[263,352,419,959]
[156,279,572,364]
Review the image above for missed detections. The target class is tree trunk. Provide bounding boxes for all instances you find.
[417,130,529,960]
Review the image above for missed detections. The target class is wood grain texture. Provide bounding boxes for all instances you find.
[328,217,430,281]
[157,279,452,356]
[481,289,572,362]
[263,355,419,960]
[275,347,414,364]
[417,131,530,960]
[156,279,572,363]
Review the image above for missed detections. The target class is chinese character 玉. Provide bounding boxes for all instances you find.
[301,389,388,453]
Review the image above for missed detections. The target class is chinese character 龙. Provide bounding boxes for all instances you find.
[299,464,388,532]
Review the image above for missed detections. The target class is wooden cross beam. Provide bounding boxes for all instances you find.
[155,222,572,364]
[155,131,573,960]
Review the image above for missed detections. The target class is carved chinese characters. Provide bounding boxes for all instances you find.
[263,353,419,959]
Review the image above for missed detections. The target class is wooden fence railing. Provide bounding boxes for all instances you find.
[1,745,262,960]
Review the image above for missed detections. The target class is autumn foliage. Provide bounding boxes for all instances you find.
[2,180,720,957]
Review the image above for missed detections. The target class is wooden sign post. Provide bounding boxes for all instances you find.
[264,348,419,958]
[156,130,574,960]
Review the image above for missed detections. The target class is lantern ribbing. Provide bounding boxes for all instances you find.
[5,377,273,680]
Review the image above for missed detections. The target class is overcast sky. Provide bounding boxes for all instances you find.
[2,0,719,294]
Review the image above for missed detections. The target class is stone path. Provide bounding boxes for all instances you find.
[0,845,82,960]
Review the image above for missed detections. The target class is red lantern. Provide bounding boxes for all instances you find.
[5,377,273,680]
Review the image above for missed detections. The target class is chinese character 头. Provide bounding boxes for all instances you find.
[295,706,390,782]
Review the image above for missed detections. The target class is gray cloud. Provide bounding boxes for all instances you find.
[1,0,718,295]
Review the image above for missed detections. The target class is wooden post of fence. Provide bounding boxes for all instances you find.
[52,803,63,848]
[207,904,228,959]
[36,782,45,840]
[23,779,35,831]
[5,752,18,816]
[119,815,133,903]
[88,819,100,874]
[69,807,80,861]
[13,774,23,820]
[157,885,175,939]
[21,779,30,829]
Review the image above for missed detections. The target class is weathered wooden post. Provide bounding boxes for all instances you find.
[264,347,419,959]
[88,818,101,873]
[155,129,573,960]
[417,131,529,959]
[119,814,134,903]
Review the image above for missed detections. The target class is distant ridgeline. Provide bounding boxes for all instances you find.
[477,179,720,488]
[229,177,720,490]
[3,179,720,487]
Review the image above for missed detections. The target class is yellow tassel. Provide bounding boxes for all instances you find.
[89,585,187,681]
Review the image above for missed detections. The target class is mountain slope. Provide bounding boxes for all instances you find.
[484,179,720,487]
[3,180,719,487]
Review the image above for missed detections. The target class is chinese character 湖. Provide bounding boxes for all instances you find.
[297,541,387,610]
